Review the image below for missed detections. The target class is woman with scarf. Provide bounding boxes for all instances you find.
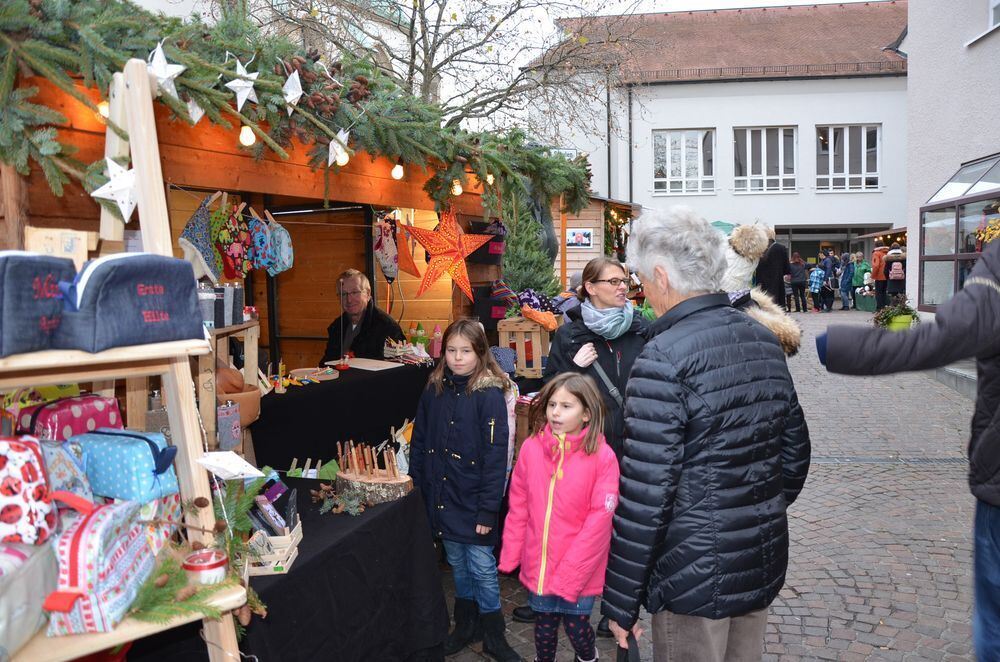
[510,256,648,636]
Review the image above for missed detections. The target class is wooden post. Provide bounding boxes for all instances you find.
[126,377,148,431]
[559,193,567,290]
[122,59,172,256]
[99,73,128,242]
[198,352,217,450]
[242,323,259,387]
[0,165,27,251]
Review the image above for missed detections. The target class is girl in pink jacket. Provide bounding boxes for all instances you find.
[499,373,620,662]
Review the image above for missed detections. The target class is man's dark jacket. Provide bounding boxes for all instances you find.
[543,306,649,457]
[319,299,404,365]
[755,241,791,306]
[826,239,1000,506]
[602,294,811,628]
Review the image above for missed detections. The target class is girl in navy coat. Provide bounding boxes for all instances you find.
[409,319,520,661]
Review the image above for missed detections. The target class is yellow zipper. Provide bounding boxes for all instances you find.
[489,418,495,444]
[537,434,566,595]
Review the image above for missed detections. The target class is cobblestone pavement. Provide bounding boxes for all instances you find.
[445,309,977,661]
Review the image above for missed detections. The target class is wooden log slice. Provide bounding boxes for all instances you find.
[335,468,413,505]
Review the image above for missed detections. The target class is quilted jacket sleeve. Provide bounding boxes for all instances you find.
[498,440,532,574]
[549,446,621,602]
[601,350,687,629]
[475,388,510,529]
[779,392,811,505]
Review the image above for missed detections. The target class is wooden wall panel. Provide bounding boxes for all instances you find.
[553,201,605,288]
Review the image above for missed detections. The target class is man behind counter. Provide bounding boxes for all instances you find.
[319,269,405,366]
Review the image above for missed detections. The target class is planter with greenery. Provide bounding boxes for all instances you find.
[873,300,919,331]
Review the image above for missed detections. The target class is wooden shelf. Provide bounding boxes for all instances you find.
[0,339,212,389]
[210,320,259,341]
[12,585,247,662]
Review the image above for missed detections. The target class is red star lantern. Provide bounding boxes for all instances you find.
[396,222,421,278]
[404,208,492,300]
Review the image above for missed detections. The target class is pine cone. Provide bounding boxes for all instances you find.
[213,520,227,533]
[154,573,170,588]
[236,605,253,626]
[192,540,206,551]
[176,586,199,602]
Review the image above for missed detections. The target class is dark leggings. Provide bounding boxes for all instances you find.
[534,612,596,662]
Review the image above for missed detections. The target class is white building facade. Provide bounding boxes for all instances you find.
[544,1,910,259]
[904,0,1000,311]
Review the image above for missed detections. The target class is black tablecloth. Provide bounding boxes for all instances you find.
[127,480,448,662]
[252,365,432,471]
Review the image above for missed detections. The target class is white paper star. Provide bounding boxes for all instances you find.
[283,70,303,116]
[328,128,350,167]
[147,43,186,100]
[187,97,205,125]
[91,158,138,222]
[225,58,259,112]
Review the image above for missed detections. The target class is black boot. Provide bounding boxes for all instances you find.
[444,598,478,655]
[511,605,536,623]
[481,610,523,662]
[596,615,613,638]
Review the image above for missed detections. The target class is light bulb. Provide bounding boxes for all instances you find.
[451,179,463,196]
[239,125,256,146]
[486,172,494,186]
[97,101,110,119]
[391,160,404,180]
[336,149,350,167]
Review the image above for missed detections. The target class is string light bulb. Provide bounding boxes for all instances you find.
[97,101,110,119]
[239,125,256,146]
[391,158,404,180]
[335,149,350,167]
[485,172,494,186]
[451,179,463,196]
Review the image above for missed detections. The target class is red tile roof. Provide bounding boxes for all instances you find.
[558,1,907,84]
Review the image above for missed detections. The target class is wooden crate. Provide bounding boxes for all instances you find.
[498,317,552,379]
[247,517,302,576]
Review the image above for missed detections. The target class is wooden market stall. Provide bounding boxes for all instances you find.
[552,195,638,288]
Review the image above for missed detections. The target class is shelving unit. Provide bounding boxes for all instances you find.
[198,320,260,452]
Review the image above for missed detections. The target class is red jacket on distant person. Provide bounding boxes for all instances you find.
[871,246,890,281]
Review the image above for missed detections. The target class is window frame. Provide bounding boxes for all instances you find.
[992,0,1000,28]
[733,126,798,194]
[651,128,716,196]
[918,152,1000,312]
[815,124,882,192]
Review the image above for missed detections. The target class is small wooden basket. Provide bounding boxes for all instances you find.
[498,316,552,379]
[247,517,302,576]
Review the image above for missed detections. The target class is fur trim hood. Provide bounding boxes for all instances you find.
[728,224,770,261]
[471,372,509,392]
[746,287,802,357]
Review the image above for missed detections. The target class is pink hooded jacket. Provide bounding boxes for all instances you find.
[498,424,620,602]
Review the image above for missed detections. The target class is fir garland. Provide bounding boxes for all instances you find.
[0,0,591,213]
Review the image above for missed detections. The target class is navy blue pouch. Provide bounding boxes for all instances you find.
[0,251,76,357]
[54,253,205,352]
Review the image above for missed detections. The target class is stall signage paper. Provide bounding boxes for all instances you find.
[324,357,402,371]
[197,451,265,480]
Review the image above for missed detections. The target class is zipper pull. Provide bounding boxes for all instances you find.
[489,418,495,445]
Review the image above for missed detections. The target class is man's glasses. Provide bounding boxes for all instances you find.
[591,278,627,288]
[341,290,366,299]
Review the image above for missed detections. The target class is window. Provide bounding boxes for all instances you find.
[919,154,1000,310]
[734,127,796,192]
[815,125,880,191]
[653,129,714,194]
[993,0,1000,28]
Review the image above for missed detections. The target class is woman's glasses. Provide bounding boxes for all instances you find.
[592,278,627,288]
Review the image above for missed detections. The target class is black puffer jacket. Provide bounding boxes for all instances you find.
[409,370,510,545]
[826,238,1000,506]
[602,293,811,627]
[320,300,405,365]
[543,306,649,456]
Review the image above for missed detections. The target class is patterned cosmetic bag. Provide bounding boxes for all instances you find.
[16,394,122,441]
[0,251,76,357]
[43,494,154,635]
[0,436,56,545]
[78,429,178,503]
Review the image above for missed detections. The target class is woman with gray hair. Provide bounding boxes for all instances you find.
[601,207,811,661]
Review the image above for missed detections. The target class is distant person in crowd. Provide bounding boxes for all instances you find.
[601,206,811,661]
[819,249,839,313]
[850,252,872,310]
[884,242,907,303]
[319,269,405,365]
[499,374,619,662]
[720,224,770,293]
[871,240,891,310]
[409,319,520,661]
[809,260,826,312]
[753,226,790,308]
[513,256,648,637]
[839,252,855,311]
[816,237,1000,660]
[789,252,809,312]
